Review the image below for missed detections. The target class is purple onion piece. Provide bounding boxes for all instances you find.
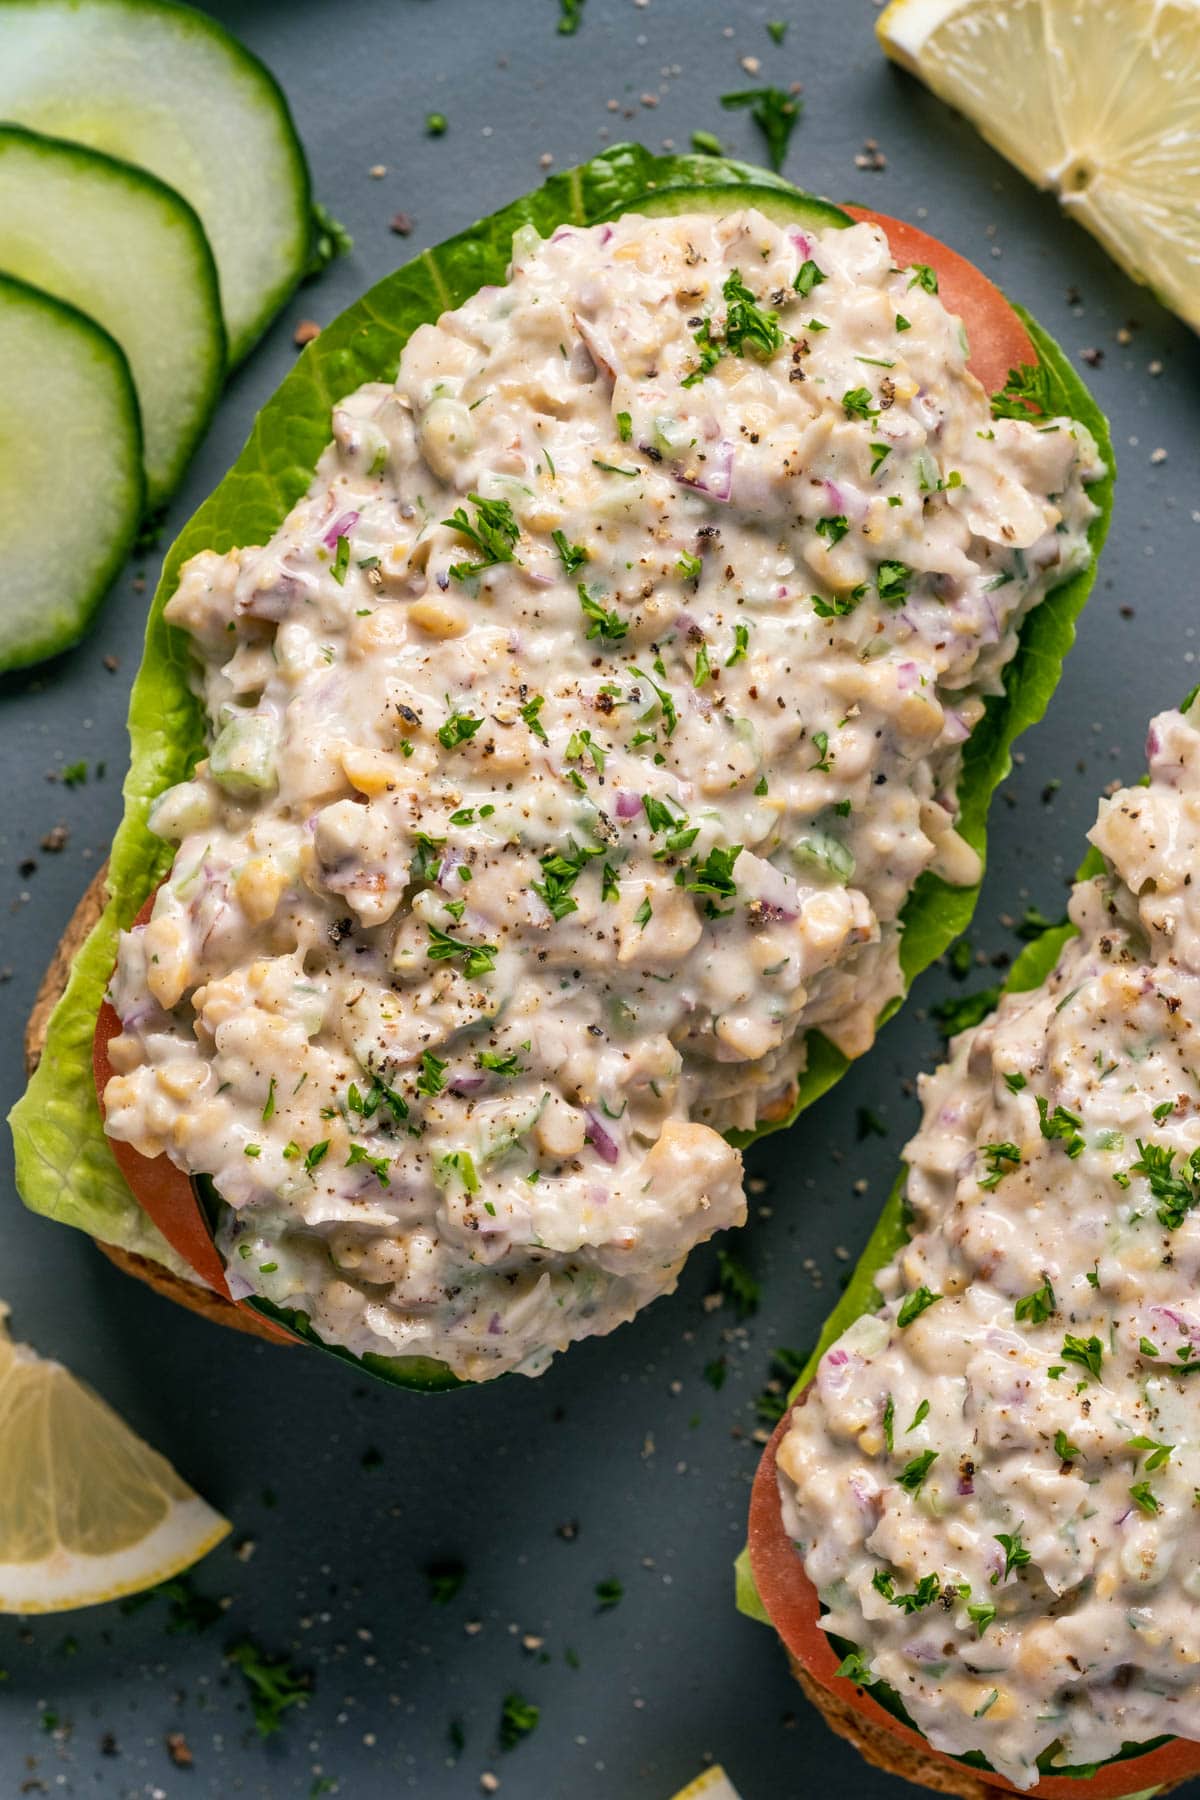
[584,1109,620,1165]
[323,510,359,548]
[615,789,642,820]
[450,1073,486,1097]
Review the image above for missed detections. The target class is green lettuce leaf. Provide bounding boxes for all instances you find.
[9,145,1114,1290]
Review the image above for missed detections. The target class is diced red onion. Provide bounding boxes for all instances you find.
[942,710,970,744]
[957,1472,974,1496]
[677,438,734,503]
[789,228,813,260]
[584,1109,620,1165]
[323,510,359,548]
[615,789,642,820]
[1146,725,1162,758]
[897,661,919,693]
[450,1073,486,1096]
[488,1312,503,1335]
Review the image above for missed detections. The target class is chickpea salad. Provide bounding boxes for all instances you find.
[96,202,1102,1381]
[778,702,1200,1786]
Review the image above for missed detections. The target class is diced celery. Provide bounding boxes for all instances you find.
[209,714,279,797]
[792,831,855,883]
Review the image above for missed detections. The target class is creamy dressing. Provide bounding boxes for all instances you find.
[102,206,1100,1380]
[778,703,1200,1787]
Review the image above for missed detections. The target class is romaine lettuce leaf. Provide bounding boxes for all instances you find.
[9,144,1114,1277]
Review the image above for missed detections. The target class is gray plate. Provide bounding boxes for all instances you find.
[2,1,1198,1795]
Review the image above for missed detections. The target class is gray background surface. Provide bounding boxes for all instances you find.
[2,1,1199,1795]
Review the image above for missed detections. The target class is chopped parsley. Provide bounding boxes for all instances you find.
[719,85,802,173]
[814,513,849,546]
[809,730,832,773]
[726,621,750,665]
[841,385,877,421]
[616,410,632,441]
[578,583,628,643]
[443,493,520,583]
[438,711,484,751]
[876,559,911,606]
[498,1692,540,1750]
[551,529,587,576]
[304,1141,330,1175]
[417,1051,447,1097]
[990,361,1052,421]
[346,1143,391,1186]
[426,1558,466,1604]
[933,985,1001,1038]
[676,550,703,583]
[793,258,825,297]
[684,843,743,904]
[1129,1482,1161,1517]
[1037,1095,1086,1158]
[227,1640,310,1737]
[715,1247,759,1318]
[722,270,784,359]
[1054,1429,1080,1463]
[479,1049,523,1077]
[897,1286,940,1328]
[868,441,891,475]
[967,1601,996,1637]
[594,1577,623,1611]
[261,1078,276,1122]
[835,1650,877,1686]
[331,534,351,585]
[992,1525,1031,1584]
[520,694,548,742]
[533,840,602,921]
[896,1450,938,1495]
[1128,1435,1174,1472]
[811,585,866,620]
[907,1398,930,1433]
[1013,1273,1056,1325]
[978,1141,1021,1190]
[633,896,652,929]
[906,262,939,294]
[426,924,498,980]
[1060,1333,1104,1380]
[1129,1139,1200,1230]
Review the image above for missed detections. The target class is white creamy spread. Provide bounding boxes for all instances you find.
[778,704,1200,1786]
[102,206,1100,1380]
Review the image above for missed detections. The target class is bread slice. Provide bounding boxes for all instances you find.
[793,1659,1193,1797]
[24,870,285,1345]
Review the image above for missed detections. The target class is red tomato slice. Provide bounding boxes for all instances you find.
[751,1406,1200,1797]
[92,893,293,1340]
[843,207,1036,400]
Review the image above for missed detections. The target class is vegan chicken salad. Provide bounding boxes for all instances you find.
[13,149,1110,1388]
[750,699,1200,1794]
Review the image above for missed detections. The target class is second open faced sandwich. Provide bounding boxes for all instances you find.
[750,696,1200,1793]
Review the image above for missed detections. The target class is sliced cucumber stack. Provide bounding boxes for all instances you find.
[0,274,143,670]
[0,0,317,366]
[0,127,224,509]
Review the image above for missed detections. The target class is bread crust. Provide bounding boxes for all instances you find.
[25,869,285,1345]
[792,1660,1187,1798]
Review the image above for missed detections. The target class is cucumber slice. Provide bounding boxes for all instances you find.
[0,0,315,366]
[0,126,223,508]
[612,180,853,234]
[0,273,143,671]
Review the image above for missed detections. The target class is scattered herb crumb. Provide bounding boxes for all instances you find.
[227,1639,310,1737]
[498,1691,540,1750]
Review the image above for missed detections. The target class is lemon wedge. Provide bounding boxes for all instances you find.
[669,1771,743,1800]
[0,1304,229,1612]
[878,0,1200,330]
